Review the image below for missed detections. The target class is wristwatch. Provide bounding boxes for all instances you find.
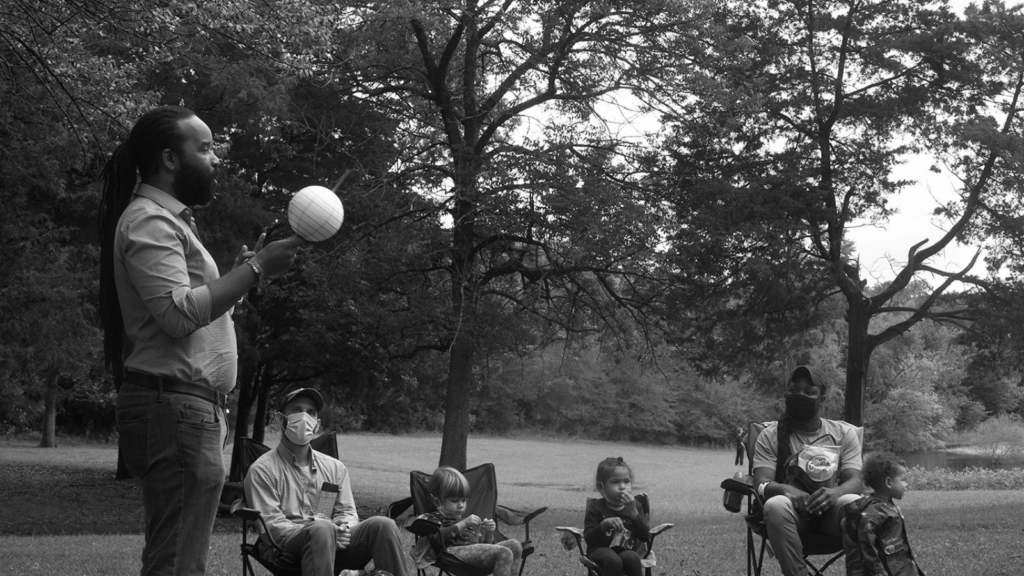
[246,258,264,283]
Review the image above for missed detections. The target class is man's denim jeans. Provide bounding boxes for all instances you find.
[117,382,226,576]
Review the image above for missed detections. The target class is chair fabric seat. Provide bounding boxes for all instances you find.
[389,463,547,576]
[800,531,844,556]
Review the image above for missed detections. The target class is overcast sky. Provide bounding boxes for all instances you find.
[848,0,1020,285]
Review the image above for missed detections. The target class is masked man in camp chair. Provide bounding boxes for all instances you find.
[752,366,863,576]
[244,388,409,576]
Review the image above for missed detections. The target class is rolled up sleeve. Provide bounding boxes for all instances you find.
[244,463,302,543]
[123,212,212,337]
[331,462,360,527]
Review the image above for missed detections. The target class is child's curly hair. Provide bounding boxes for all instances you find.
[862,452,907,491]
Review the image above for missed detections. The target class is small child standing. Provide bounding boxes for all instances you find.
[583,457,650,576]
[842,453,925,576]
[411,467,522,576]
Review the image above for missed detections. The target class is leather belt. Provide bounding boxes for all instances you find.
[124,370,228,410]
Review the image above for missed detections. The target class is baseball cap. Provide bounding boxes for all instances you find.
[790,365,828,395]
[279,388,325,412]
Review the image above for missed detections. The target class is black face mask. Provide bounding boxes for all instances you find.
[785,393,819,421]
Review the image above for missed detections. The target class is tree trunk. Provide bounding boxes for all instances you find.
[844,298,874,426]
[39,373,58,448]
[229,370,255,482]
[439,321,475,470]
[253,386,269,444]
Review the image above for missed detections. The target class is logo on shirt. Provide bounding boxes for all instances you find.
[805,454,835,482]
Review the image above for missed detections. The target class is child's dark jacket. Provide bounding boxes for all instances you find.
[582,498,650,554]
[842,496,925,576]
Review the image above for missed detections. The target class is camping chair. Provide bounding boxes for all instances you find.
[555,493,673,576]
[223,432,345,576]
[720,421,863,576]
[386,463,547,576]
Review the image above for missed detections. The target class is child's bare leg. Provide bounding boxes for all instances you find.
[449,543,515,576]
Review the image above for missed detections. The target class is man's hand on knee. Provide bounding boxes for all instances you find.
[806,487,840,516]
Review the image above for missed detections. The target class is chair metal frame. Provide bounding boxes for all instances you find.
[387,463,547,576]
[555,492,673,576]
[720,420,861,576]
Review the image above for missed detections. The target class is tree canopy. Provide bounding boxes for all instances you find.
[2,0,1023,460]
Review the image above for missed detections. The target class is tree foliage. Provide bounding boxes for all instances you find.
[652,0,1024,424]
[3,0,1024,460]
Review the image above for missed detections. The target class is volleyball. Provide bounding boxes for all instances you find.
[288,185,344,242]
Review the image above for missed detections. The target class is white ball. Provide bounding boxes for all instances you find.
[288,186,344,242]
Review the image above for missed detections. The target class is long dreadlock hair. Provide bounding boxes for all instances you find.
[98,106,195,388]
[775,412,794,483]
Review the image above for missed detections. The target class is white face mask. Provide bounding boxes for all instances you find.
[283,412,319,446]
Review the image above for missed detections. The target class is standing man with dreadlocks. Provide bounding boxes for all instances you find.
[751,365,863,576]
[98,106,304,576]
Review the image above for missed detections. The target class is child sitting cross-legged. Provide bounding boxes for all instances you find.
[841,453,926,576]
[411,467,522,576]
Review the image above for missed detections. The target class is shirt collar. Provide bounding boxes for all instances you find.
[136,183,192,221]
[275,442,319,473]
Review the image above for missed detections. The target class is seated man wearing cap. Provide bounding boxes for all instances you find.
[244,388,409,576]
[751,365,863,576]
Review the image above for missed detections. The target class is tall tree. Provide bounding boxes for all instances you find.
[1,0,157,444]
[656,0,1024,424]
[317,0,695,468]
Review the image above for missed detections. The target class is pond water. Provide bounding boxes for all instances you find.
[896,449,1024,471]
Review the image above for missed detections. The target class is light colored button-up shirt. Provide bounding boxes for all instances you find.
[243,443,360,544]
[113,183,237,393]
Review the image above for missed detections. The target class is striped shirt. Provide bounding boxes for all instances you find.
[243,443,359,543]
[113,184,237,393]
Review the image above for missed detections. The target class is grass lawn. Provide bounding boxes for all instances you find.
[2,433,1023,575]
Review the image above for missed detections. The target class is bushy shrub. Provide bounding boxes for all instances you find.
[906,465,1024,490]
[961,415,1024,466]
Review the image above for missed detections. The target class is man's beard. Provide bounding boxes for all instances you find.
[173,158,216,206]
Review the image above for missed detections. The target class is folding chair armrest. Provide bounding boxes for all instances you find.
[405,515,443,537]
[649,522,674,538]
[229,500,262,522]
[498,504,547,544]
[218,481,246,517]
[555,526,584,546]
[720,476,756,496]
[230,502,289,556]
[387,496,414,521]
[645,522,674,559]
[495,504,547,527]
[555,526,584,538]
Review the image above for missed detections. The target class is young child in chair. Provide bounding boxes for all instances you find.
[842,453,925,576]
[411,466,522,576]
[583,457,650,576]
